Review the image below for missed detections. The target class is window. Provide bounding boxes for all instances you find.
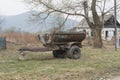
[105,31,108,38]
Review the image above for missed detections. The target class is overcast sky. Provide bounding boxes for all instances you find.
[0,0,29,16]
[0,0,119,17]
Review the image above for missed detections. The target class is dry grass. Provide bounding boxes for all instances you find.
[0,32,42,47]
[0,34,120,80]
[0,43,120,80]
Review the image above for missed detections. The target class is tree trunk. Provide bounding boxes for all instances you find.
[92,28,103,48]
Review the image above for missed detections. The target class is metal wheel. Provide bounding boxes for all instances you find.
[67,46,81,59]
[53,50,66,58]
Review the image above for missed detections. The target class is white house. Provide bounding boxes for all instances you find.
[74,14,120,40]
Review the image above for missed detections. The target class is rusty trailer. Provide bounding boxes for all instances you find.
[18,31,86,60]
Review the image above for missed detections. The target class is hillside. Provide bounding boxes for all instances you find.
[1,10,78,33]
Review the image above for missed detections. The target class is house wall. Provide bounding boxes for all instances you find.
[102,28,114,40]
[76,28,120,40]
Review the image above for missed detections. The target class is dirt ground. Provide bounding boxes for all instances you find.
[110,76,120,80]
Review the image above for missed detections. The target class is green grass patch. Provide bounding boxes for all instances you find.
[0,47,120,80]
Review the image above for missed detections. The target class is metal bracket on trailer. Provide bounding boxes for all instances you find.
[18,51,26,60]
[18,47,53,60]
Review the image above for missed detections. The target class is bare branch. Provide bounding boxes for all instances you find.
[37,0,85,17]
[60,14,69,28]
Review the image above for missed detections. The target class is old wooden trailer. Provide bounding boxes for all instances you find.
[18,31,86,60]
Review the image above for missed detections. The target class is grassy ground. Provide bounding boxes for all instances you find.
[0,46,120,80]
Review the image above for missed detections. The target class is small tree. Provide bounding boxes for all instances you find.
[4,26,17,33]
[25,0,120,48]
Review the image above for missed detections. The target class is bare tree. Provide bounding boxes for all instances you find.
[25,0,120,48]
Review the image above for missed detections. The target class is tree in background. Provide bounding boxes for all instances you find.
[25,0,120,48]
[4,26,17,33]
[0,17,4,32]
